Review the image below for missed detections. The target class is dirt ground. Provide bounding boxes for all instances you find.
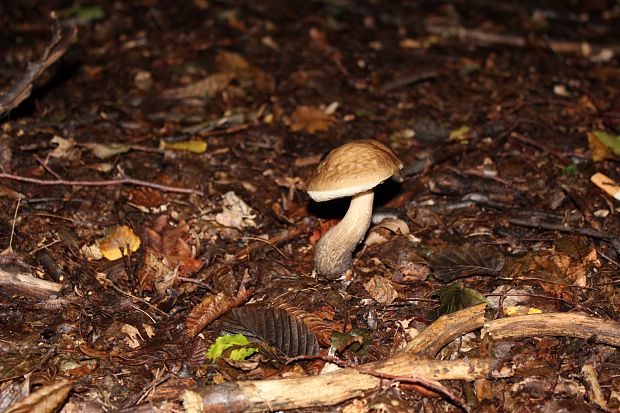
[0,1,619,412]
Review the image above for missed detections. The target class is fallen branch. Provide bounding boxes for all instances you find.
[425,23,618,59]
[507,217,620,254]
[483,312,620,347]
[181,357,501,413]
[0,25,77,116]
[0,264,63,298]
[0,172,203,196]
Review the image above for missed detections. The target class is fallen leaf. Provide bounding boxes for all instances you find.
[428,245,505,282]
[289,105,337,133]
[138,216,203,294]
[159,139,207,154]
[364,274,399,304]
[206,334,258,361]
[215,51,251,73]
[220,306,320,357]
[448,125,472,142]
[49,136,81,160]
[215,191,257,229]
[4,378,73,413]
[162,73,235,98]
[591,130,620,156]
[85,142,131,159]
[364,218,410,247]
[429,283,488,319]
[330,328,372,355]
[588,131,618,161]
[186,280,253,338]
[98,225,141,261]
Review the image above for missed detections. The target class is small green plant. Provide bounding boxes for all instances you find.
[206,334,258,361]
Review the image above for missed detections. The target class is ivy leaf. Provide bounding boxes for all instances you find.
[206,334,258,361]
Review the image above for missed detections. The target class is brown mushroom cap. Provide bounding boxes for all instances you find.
[306,139,403,202]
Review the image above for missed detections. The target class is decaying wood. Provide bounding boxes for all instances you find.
[404,303,486,356]
[483,312,620,347]
[182,358,503,413]
[0,265,63,298]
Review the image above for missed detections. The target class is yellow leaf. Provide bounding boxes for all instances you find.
[588,131,618,162]
[289,105,336,133]
[527,307,543,315]
[448,125,471,142]
[98,226,141,261]
[159,139,208,154]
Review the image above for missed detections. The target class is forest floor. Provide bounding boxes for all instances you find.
[0,1,619,412]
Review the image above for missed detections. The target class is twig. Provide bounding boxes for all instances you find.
[424,23,618,58]
[0,172,203,195]
[234,224,307,260]
[8,195,22,251]
[507,217,620,254]
[353,367,470,413]
[0,25,78,116]
[509,132,570,163]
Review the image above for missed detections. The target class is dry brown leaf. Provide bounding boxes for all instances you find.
[186,284,253,338]
[277,303,338,347]
[4,378,73,413]
[215,50,251,73]
[364,218,410,247]
[162,73,234,98]
[139,216,203,294]
[364,274,399,304]
[588,131,616,162]
[289,105,337,133]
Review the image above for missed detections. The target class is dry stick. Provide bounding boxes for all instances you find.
[424,23,620,57]
[0,265,63,298]
[0,172,202,196]
[483,312,620,347]
[0,25,77,116]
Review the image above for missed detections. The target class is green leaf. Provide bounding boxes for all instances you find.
[592,130,620,156]
[206,334,258,361]
[429,283,488,320]
[330,328,372,355]
[448,125,471,142]
[562,164,578,177]
[61,4,105,20]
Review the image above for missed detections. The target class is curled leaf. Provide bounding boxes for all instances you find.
[98,225,141,261]
[429,283,488,319]
[207,334,258,361]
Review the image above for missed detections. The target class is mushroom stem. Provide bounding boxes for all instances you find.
[314,189,374,278]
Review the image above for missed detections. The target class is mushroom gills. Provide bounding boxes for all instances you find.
[314,190,374,277]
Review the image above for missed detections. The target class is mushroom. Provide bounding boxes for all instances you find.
[306,139,403,278]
